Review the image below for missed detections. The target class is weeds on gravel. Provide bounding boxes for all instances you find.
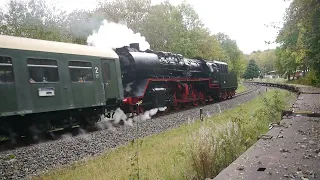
[186,90,295,180]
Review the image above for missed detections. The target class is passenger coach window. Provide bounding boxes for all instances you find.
[68,61,93,82]
[0,56,14,83]
[27,58,59,83]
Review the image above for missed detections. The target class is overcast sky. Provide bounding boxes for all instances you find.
[2,0,291,54]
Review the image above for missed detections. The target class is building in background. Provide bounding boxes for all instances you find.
[264,71,279,79]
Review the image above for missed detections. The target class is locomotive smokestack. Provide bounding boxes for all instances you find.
[130,43,140,51]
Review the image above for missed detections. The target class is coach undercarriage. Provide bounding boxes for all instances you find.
[0,107,105,142]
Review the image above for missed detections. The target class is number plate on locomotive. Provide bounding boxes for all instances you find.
[104,111,115,120]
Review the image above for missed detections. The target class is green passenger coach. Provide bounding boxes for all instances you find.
[0,35,123,138]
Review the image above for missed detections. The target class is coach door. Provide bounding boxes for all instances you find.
[68,60,97,108]
[0,56,17,114]
[101,59,120,100]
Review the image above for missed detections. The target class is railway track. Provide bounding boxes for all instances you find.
[244,81,300,93]
[0,84,258,151]
[234,84,260,97]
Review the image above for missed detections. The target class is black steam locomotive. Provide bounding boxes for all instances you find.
[115,43,238,113]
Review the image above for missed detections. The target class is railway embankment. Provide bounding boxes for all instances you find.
[0,84,299,180]
[31,87,296,180]
[214,84,320,180]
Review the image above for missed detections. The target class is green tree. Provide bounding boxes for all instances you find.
[276,0,320,84]
[217,32,246,77]
[96,0,151,31]
[246,49,277,74]
[0,0,66,41]
[0,0,100,44]
[243,59,260,80]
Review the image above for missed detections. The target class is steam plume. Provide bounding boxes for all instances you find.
[87,20,150,51]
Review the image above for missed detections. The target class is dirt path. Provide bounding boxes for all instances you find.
[214,85,320,180]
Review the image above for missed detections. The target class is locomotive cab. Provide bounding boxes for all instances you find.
[206,62,219,83]
[212,60,238,90]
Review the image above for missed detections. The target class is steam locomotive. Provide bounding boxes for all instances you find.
[0,35,237,139]
[115,43,237,114]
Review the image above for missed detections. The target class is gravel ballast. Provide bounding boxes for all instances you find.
[0,85,264,179]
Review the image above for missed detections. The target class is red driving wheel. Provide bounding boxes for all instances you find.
[192,89,199,106]
[199,92,206,105]
[173,94,181,110]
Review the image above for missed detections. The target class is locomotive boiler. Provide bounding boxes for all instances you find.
[115,43,212,84]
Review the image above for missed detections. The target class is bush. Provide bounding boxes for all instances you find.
[187,121,243,180]
[186,90,289,180]
[290,70,320,87]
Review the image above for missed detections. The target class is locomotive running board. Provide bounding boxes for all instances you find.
[281,110,320,118]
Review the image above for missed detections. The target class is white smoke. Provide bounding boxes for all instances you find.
[78,128,91,142]
[158,107,167,112]
[113,108,128,124]
[125,118,134,127]
[149,108,159,116]
[96,107,167,130]
[87,20,150,51]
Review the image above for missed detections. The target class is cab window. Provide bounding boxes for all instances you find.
[0,56,14,83]
[27,58,59,83]
[222,65,226,73]
[69,61,93,82]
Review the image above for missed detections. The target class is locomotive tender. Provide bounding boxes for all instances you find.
[0,35,237,138]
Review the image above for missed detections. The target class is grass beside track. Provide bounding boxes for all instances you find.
[36,89,297,180]
[235,83,246,93]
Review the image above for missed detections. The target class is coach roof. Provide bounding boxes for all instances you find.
[0,35,119,59]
